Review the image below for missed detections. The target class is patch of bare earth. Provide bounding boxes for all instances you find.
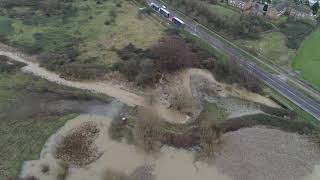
[212,127,320,180]
[152,68,276,124]
[54,122,101,167]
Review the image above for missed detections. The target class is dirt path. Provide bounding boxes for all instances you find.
[0,50,143,106]
[0,49,188,123]
[0,46,279,124]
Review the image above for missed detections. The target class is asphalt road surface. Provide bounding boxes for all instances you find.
[149,0,320,120]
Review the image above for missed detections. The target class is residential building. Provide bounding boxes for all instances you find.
[266,1,289,19]
[228,0,254,10]
[289,5,316,23]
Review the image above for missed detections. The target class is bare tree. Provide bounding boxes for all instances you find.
[152,36,199,72]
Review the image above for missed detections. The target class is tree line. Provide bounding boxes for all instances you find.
[114,31,262,93]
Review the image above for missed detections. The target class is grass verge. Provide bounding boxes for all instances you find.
[292,29,320,88]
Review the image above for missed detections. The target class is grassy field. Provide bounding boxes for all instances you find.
[270,16,288,26]
[0,72,75,179]
[0,0,165,77]
[292,29,320,88]
[239,32,295,67]
[207,4,240,19]
[0,58,111,179]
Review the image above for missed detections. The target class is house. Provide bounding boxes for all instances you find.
[266,1,289,19]
[309,0,318,7]
[289,5,316,23]
[289,6,316,21]
[228,0,254,10]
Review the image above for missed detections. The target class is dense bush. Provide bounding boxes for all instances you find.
[115,36,199,85]
[134,109,164,152]
[54,122,100,166]
[0,55,26,73]
[219,113,316,134]
[115,33,262,92]
[279,20,313,49]
[151,36,199,72]
[1,0,77,20]
[212,59,263,93]
[34,30,108,80]
[0,17,12,42]
[114,43,157,84]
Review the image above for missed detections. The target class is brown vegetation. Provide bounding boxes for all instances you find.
[104,169,129,180]
[198,121,223,158]
[151,36,199,72]
[19,176,39,180]
[55,160,69,180]
[115,36,199,85]
[213,59,263,93]
[54,122,100,166]
[40,164,50,174]
[104,165,155,180]
[134,109,164,152]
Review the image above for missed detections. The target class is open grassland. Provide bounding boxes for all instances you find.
[292,29,320,88]
[207,4,240,19]
[74,0,165,66]
[239,32,295,67]
[0,0,165,76]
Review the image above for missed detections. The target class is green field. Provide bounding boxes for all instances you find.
[0,0,165,78]
[292,29,320,88]
[0,72,74,179]
[208,4,240,19]
[239,32,295,67]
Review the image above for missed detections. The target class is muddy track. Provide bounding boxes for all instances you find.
[0,50,143,106]
[0,48,190,123]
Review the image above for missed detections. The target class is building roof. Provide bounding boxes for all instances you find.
[231,0,252,3]
[274,1,289,11]
[292,4,312,13]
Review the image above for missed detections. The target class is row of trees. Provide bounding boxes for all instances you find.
[115,33,262,92]
[114,36,201,85]
[213,58,263,93]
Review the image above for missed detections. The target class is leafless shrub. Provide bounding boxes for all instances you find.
[170,84,194,115]
[197,120,223,159]
[104,169,129,180]
[104,165,155,180]
[40,163,50,174]
[20,176,38,180]
[134,108,164,153]
[55,160,69,180]
[308,130,320,145]
[161,132,198,149]
[130,164,155,180]
[54,122,100,166]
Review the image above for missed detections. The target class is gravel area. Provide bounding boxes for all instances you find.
[212,127,320,180]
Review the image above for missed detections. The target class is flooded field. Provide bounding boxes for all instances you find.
[19,100,320,180]
[2,48,320,180]
[20,101,231,180]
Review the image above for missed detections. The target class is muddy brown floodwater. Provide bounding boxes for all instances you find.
[19,100,231,180]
